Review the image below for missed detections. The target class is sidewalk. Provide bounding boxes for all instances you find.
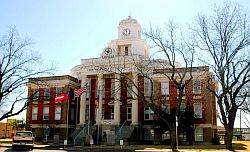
[1,143,249,152]
[0,142,52,148]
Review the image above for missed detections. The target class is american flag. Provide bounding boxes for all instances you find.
[74,86,86,97]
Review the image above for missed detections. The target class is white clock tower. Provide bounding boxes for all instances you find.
[101,16,149,59]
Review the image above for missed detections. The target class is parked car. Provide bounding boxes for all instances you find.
[12,131,34,150]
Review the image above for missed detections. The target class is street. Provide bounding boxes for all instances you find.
[0,147,66,152]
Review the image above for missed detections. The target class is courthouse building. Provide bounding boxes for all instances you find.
[26,16,218,144]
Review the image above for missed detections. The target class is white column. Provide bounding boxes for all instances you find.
[114,74,121,125]
[132,72,138,125]
[79,75,87,125]
[97,74,103,125]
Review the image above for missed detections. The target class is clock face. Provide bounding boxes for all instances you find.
[122,28,131,36]
[104,48,112,55]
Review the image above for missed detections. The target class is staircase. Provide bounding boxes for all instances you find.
[115,125,134,144]
[72,125,96,145]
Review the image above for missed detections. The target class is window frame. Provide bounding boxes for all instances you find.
[56,87,62,96]
[43,106,49,120]
[111,79,115,98]
[127,107,132,120]
[193,79,201,94]
[85,79,90,98]
[33,89,39,101]
[162,104,170,114]
[54,106,61,120]
[32,106,38,120]
[194,102,202,118]
[144,107,154,120]
[144,78,152,96]
[195,127,203,141]
[177,86,185,95]
[125,46,128,56]
[161,81,169,96]
[44,88,50,100]
[110,107,114,119]
[127,82,132,98]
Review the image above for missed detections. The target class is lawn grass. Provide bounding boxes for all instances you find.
[0,138,12,144]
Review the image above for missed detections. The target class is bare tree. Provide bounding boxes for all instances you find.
[92,21,197,151]
[144,22,195,151]
[192,4,250,150]
[0,27,54,121]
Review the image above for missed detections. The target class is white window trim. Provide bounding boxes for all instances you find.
[161,81,169,96]
[127,107,132,120]
[144,107,154,120]
[177,86,185,95]
[56,87,62,96]
[195,127,203,141]
[85,79,90,98]
[144,78,152,96]
[44,88,50,100]
[194,103,202,118]
[162,104,170,114]
[55,106,61,120]
[127,82,132,97]
[32,107,38,120]
[43,107,49,120]
[33,89,39,101]
[193,79,201,94]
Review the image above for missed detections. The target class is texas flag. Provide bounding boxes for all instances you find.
[55,93,69,102]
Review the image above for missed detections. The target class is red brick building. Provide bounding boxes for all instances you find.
[26,75,79,142]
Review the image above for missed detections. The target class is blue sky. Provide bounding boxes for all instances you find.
[1,0,249,75]
[0,0,249,126]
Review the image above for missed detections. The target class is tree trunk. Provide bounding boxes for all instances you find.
[225,129,233,151]
[170,123,178,152]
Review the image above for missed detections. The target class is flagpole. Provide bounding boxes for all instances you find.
[66,98,69,143]
[76,97,78,127]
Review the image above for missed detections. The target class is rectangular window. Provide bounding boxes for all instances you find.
[125,46,128,56]
[177,86,185,95]
[102,107,105,120]
[195,127,203,141]
[71,108,75,121]
[180,103,186,112]
[56,87,62,96]
[127,82,132,97]
[33,89,39,100]
[110,107,114,119]
[193,79,201,94]
[144,107,154,120]
[32,107,38,120]
[55,106,61,120]
[1,130,4,137]
[6,130,9,137]
[179,131,186,141]
[162,104,170,114]
[43,107,49,120]
[194,103,202,118]
[86,79,90,98]
[127,107,132,120]
[161,81,169,95]
[144,78,152,96]
[44,88,50,100]
[85,106,89,121]
[111,79,115,98]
